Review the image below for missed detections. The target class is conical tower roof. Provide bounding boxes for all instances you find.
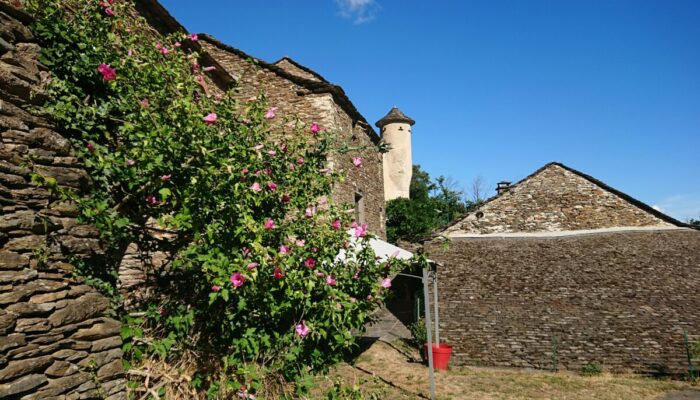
[375,107,415,128]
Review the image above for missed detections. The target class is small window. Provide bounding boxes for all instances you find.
[354,192,366,224]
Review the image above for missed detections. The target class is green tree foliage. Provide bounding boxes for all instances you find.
[386,165,475,243]
[689,218,700,228]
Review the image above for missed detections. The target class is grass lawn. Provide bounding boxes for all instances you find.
[310,340,700,400]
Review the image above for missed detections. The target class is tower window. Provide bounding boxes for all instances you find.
[354,192,366,224]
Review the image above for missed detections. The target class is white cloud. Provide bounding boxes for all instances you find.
[651,194,700,222]
[335,0,380,24]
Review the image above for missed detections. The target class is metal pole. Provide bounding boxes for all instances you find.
[423,267,437,400]
[433,270,440,345]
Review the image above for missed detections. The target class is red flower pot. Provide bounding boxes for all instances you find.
[424,342,453,370]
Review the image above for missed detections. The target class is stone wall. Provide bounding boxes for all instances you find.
[199,37,387,238]
[0,3,125,398]
[444,163,676,235]
[424,229,700,373]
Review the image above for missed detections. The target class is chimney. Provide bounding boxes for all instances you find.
[376,107,415,201]
[496,181,511,195]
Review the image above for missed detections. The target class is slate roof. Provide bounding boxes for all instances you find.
[376,107,415,128]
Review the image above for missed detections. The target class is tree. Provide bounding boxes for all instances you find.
[386,165,472,243]
[689,218,700,228]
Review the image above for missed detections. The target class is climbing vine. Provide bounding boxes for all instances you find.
[27,0,410,397]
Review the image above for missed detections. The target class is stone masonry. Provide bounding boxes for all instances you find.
[444,163,677,235]
[199,36,387,238]
[0,2,125,398]
[425,229,700,373]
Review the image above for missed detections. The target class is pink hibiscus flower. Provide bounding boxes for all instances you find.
[247,262,259,270]
[326,275,337,286]
[353,223,368,238]
[273,267,285,280]
[381,278,392,288]
[250,183,262,192]
[310,122,321,134]
[97,64,116,81]
[203,113,217,125]
[267,182,278,191]
[264,107,279,119]
[295,320,310,337]
[160,174,171,182]
[264,218,275,230]
[304,257,316,268]
[279,245,290,254]
[352,157,363,168]
[230,272,245,288]
[146,195,157,205]
[331,219,341,231]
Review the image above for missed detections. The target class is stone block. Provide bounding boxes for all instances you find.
[0,374,47,398]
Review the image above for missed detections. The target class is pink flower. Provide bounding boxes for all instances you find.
[281,193,291,203]
[267,182,277,191]
[304,207,315,218]
[203,66,216,72]
[273,267,285,279]
[175,41,181,47]
[86,143,95,153]
[160,174,171,182]
[267,150,277,156]
[304,257,316,268]
[190,33,198,41]
[139,98,149,108]
[146,195,157,205]
[247,262,258,270]
[230,272,245,288]
[279,245,289,254]
[310,122,321,134]
[241,248,250,256]
[316,271,325,277]
[97,64,116,81]
[295,239,306,247]
[126,159,135,166]
[264,218,275,230]
[211,285,220,292]
[367,294,373,300]
[331,219,341,230]
[250,183,262,192]
[353,223,368,238]
[295,320,310,337]
[352,157,363,168]
[160,46,170,55]
[326,275,337,286]
[127,49,134,56]
[242,168,249,176]
[203,113,217,125]
[297,157,304,165]
[255,144,264,150]
[288,163,296,171]
[104,7,114,16]
[264,107,278,119]
[381,278,392,288]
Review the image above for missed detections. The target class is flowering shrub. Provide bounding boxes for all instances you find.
[28,0,409,396]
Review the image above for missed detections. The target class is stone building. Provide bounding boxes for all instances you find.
[423,162,700,373]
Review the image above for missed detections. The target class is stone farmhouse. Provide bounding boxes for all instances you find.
[423,162,700,373]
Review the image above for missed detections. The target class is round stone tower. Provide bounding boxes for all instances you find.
[376,107,415,201]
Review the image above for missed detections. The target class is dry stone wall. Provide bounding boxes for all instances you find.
[425,229,700,373]
[199,38,387,238]
[0,2,125,398]
[444,164,675,235]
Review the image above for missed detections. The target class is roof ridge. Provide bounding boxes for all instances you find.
[429,161,688,239]
[273,56,329,83]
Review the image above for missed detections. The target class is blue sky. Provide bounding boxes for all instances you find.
[160,0,700,221]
